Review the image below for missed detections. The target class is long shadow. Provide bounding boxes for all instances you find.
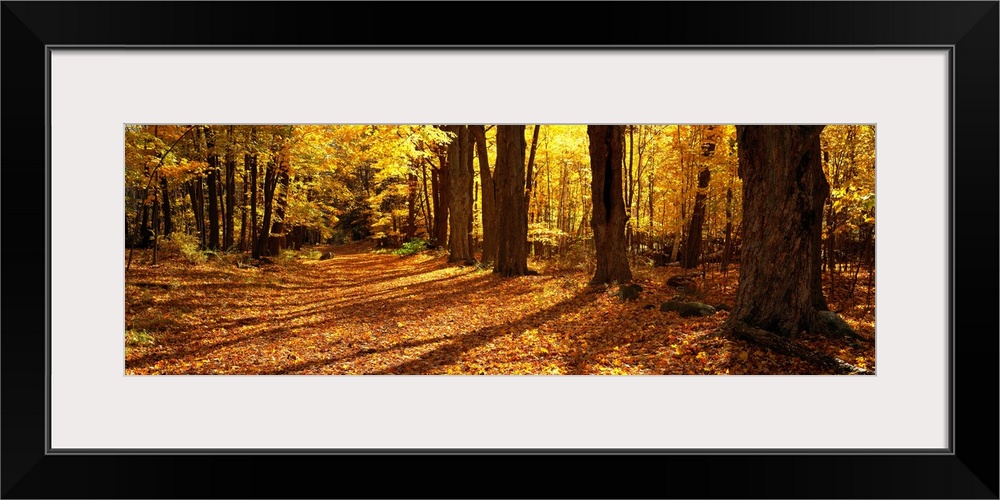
[200,270,480,332]
[126,270,498,369]
[370,288,600,375]
[260,335,449,375]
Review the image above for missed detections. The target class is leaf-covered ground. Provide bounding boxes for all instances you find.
[125,243,875,375]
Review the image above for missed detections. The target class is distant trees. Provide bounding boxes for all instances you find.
[126,123,874,317]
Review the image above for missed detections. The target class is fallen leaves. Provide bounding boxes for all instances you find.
[124,243,876,375]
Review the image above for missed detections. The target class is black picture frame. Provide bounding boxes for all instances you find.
[3,2,996,498]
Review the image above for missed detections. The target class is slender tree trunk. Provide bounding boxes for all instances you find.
[624,125,635,253]
[257,154,278,257]
[267,148,291,257]
[223,126,237,250]
[186,179,204,242]
[471,125,497,264]
[525,125,541,213]
[728,125,830,337]
[587,125,632,285]
[721,185,734,274]
[432,153,449,249]
[494,125,528,275]
[405,170,418,239]
[151,193,159,264]
[196,176,206,249]
[464,126,475,253]
[247,137,260,258]
[239,154,249,252]
[421,157,433,238]
[205,127,221,251]
[159,176,173,238]
[446,125,475,264]
[138,202,151,248]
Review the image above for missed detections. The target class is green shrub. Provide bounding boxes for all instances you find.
[393,238,429,256]
[162,232,207,264]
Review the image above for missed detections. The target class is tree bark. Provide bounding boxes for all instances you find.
[404,170,418,239]
[494,125,528,275]
[525,125,541,215]
[682,128,715,268]
[256,145,279,257]
[432,152,449,249]
[138,202,151,248]
[682,166,710,268]
[247,128,260,258]
[205,127,221,251]
[223,126,237,250]
[721,185,734,274]
[728,125,829,337]
[267,145,291,256]
[587,125,632,285]
[446,125,475,264]
[471,125,498,264]
[159,176,172,238]
[421,157,433,238]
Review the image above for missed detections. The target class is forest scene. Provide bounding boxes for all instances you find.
[125,124,875,375]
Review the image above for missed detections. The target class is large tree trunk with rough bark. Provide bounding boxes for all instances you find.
[471,125,497,264]
[722,125,864,373]
[494,125,528,276]
[446,125,475,264]
[587,125,632,285]
[729,125,830,337]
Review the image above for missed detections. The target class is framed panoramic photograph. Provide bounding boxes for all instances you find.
[4,2,997,498]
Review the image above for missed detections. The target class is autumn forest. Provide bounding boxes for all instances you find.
[125,124,875,375]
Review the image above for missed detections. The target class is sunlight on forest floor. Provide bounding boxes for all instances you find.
[125,243,875,375]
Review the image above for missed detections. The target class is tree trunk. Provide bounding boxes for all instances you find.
[494,125,528,276]
[587,125,632,285]
[257,155,278,257]
[205,128,221,251]
[186,178,204,246]
[421,157,433,239]
[223,126,237,250]
[159,176,173,238]
[728,125,830,337]
[432,153,449,249]
[682,129,715,269]
[404,170,418,240]
[267,148,291,256]
[243,127,260,259]
[239,153,249,252]
[464,126,475,253]
[721,185,734,274]
[446,125,475,264]
[525,125,541,215]
[471,125,497,264]
[138,201,151,248]
[682,166,710,268]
